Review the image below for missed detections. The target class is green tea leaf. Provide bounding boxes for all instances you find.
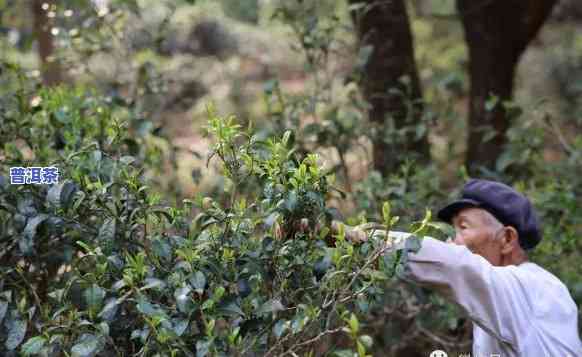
[175,286,193,313]
[216,300,244,318]
[120,155,135,165]
[5,318,27,350]
[357,340,366,357]
[190,271,207,294]
[348,313,359,334]
[20,214,48,255]
[257,299,284,315]
[196,339,211,357]
[172,318,189,337]
[273,320,288,338]
[98,298,119,322]
[21,336,46,355]
[142,278,166,291]
[359,335,373,349]
[47,183,63,208]
[382,201,391,225]
[47,181,78,209]
[71,334,103,357]
[0,300,7,324]
[84,285,105,311]
[98,218,116,242]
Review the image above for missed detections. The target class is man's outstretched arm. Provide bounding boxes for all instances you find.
[334,222,529,349]
[399,235,530,348]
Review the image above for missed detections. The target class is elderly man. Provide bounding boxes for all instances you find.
[394,179,582,357]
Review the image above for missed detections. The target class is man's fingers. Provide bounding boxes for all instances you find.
[331,220,369,243]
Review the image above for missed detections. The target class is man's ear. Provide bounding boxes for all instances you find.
[501,226,519,255]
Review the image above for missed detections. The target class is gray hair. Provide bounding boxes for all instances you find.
[480,209,527,256]
[479,209,504,234]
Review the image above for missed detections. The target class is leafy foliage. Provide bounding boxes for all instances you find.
[0,64,433,356]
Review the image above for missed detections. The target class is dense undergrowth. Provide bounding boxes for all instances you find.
[0,65,440,356]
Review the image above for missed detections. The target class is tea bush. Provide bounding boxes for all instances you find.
[0,63,437,356]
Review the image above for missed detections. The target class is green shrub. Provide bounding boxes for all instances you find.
[220,0,260,24]
[0,64,433,356]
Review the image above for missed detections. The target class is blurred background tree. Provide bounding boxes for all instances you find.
[457,0,558,174]
[31,0,62,86]
[350,0,430,175]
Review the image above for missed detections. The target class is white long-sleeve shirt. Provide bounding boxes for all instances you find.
[390,233,582,357]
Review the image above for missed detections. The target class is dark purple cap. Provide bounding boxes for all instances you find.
[437,179,542,250]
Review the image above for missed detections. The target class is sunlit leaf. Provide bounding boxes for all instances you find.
[71,334,104,357]
[21,336,46,355]
[5,318,27,350]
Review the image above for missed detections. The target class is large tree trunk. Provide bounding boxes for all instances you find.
[551,0,582,23]
[350,0,430,176]
[457,0,557,173]
[32,0,61,86]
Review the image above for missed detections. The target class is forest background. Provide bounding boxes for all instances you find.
[1,0,581,356]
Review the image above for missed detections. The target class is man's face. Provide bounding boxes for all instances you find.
[451,207,503,265]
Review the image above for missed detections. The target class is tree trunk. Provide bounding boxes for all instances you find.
[457,0,558,173]
[350,0,430,176]
[551,0,582,23]
[32,0,61,86]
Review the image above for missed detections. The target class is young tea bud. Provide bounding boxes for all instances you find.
[299,218,310,233]
[273,221,284,240]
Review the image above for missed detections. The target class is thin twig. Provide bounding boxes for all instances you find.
[279,327,344,356]
[14,266,43,310]
[544,113,575,156]
[328,237,393,307]
[0,240,18,261]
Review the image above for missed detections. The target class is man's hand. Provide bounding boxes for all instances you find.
[330,220,382,244]
[330,220,411,248]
